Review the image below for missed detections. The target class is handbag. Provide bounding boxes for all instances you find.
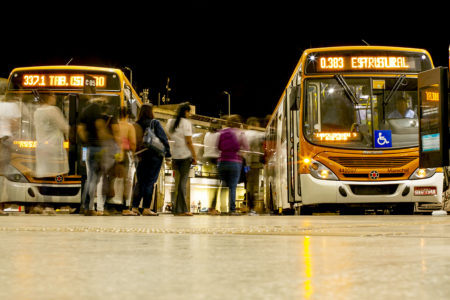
[142,119,165,156]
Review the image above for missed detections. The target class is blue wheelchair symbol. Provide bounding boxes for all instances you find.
[374,130,392,148]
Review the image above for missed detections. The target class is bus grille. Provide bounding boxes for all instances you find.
[38,186,80,196]
[329,156,416,168]
[350,184,398,195]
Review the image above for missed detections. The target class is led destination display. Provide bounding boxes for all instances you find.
[306,50,432,74]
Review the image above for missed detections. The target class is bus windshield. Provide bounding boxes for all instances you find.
[303,77,419,150]
[7,92,120,140]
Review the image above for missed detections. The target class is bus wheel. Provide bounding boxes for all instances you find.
[299,205,313,215]
[393,203,414,215]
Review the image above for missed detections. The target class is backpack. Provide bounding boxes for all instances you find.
[142,119,165,156]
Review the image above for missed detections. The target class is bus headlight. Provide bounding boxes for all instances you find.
[409,168,436,180]
[4,166,29,183]
[309,160,338,181]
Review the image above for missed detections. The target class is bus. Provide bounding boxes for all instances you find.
[0,66,142,207]
[265,46,447,214]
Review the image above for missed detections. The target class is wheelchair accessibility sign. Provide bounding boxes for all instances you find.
[374,130,392,148]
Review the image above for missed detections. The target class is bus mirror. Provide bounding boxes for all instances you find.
[418,67,449,168]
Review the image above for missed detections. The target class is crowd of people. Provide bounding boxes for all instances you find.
[0,93,264,216]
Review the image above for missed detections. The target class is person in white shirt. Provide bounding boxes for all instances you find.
[0,95,20,215]
[388,97,416,119]
[166,102,197,216]
[33,94,69,178]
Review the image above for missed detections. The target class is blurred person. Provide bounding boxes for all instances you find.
[0,95,20,215]
[115,107,137,216]
[166,102,196,216]
[77,97,116,216]
[388,97,416,119]
[131,104,171,216]
[203,120,221,215]
[97,103,121,215]
[33,93,69,178]
[244,117,265,215]
[218,114,249,215]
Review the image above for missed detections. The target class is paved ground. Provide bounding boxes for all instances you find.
[1,214,450,299]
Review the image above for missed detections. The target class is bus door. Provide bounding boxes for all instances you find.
[286,80,302,203]
[67,94,79,175]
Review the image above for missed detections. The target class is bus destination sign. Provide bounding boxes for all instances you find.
[22,74,106,88]
[8,70,121,91]
[318,56,409,71]
[305,50,432,74]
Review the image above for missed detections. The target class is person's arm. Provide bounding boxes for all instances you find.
[95,118,112,142]
[52,107,69,137]
[77,124,87,143]
[183,119,196,163]
[128,123,136,153]
[185,135,196,164]
[154,120,171,158]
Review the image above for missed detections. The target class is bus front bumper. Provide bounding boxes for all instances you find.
[300,173,444,205]
[0,177,81,203]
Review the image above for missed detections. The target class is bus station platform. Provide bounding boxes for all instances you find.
[1,214,450,299]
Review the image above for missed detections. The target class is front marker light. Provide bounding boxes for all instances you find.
[409,168,436,180]
[309,160,338,181]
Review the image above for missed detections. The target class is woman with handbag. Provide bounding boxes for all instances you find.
[130,104,171,216]
[166,102,197,216]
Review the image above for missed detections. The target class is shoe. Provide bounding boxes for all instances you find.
[84,210,97,216]
[142,209,158,216]
[122,209,139,216]
[230,211,241,216]
[208,209,221,215]
[174,212,193,216]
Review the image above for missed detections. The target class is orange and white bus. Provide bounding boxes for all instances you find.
[264,46,447,214]
[0,66,142,206]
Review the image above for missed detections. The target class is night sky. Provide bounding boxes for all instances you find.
[1,3,448,120]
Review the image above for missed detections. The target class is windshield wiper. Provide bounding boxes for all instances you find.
[334,74,359,106]
[383,75,406,106]
[382,75,407,122]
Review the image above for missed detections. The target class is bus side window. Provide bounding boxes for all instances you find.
[305,84,319,136]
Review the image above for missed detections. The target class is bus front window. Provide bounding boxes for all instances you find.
[304,78,372,149]
[303,77,419,149]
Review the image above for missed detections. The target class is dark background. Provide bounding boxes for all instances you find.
[1,2,448,121]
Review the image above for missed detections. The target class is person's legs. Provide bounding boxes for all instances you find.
[218,161,241,212]
[141,157,162,209]
[85,147,102,212]
[173,158,191,214]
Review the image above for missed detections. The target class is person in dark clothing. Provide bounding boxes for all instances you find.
[77,97,116,216]
[131,104,171,216]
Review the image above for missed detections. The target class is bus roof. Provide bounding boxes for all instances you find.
[301,45,432,58]
[9,65,123,75]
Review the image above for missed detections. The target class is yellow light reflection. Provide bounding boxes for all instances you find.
[303,236,313,299]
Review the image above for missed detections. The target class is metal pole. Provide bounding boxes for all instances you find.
[223,91,231,116]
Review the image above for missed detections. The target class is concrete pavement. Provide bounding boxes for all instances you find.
[1,214,450,299]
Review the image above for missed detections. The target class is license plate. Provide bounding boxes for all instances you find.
[414,186,437,196]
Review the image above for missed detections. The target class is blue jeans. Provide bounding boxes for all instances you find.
[132,155,163,209]
[82,146,103,211]
[218,161,242,212]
